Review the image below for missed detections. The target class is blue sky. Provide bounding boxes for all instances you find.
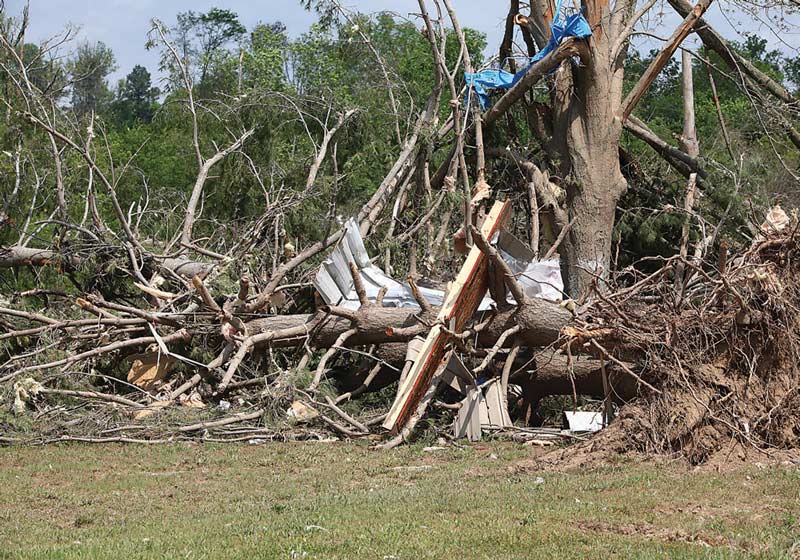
[8,0,799,84]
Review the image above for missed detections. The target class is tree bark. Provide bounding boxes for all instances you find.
[515,0,629,297]
[512,352,639,401]
[674,50,700,295]
[558,51,628,296]
[1,245,213,278]
[245,297,573,351]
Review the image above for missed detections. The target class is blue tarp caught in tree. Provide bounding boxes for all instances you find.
[465,0,592,109]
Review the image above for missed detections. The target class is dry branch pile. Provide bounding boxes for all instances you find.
[3,207,799,464]
[593,226,800,464]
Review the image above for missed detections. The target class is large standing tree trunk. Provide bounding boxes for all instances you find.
[541,2,628,296]
[517,0,715,296]
[560,57,627,295]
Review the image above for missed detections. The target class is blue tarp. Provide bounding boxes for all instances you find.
[465,1,592,109]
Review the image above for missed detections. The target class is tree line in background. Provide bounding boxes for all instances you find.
[2,4,798,277]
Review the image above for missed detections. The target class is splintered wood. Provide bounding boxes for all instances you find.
[383,200,512,432]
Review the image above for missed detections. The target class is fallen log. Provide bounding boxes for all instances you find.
[331,352,640,414]
[244,295,572,351]
[159,257,214,278]
[1,245,213,278]
[510,352,639,423]
[0,246,80,268]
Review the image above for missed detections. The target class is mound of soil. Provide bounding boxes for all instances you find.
[538,230,800,467]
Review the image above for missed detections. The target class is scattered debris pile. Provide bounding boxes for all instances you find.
[5,0,800,470]
[3,199,799,464]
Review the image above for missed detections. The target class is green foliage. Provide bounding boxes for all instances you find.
[2,3,496,265]
[244,22,288,90]
[149,8,246,90]
[67,41,117,117]
[2,2,798,286]
[614,34,799,266]
[110,65,160,125]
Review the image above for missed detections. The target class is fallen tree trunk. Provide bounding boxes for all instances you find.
[0,246,80,268]
[511,352,638,401]
[158,257,214,278]
[1,245,213,278]
[245,296,574,351]
[331,351,640,411]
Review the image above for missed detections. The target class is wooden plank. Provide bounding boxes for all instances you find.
[383,200,512,432]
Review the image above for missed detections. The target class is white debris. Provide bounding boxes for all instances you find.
[314,219,565,312]
[761,205,790,234]
[564,410,604,432]
[13,377,43,415]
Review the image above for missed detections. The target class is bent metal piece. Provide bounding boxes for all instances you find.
[383,200,512,432]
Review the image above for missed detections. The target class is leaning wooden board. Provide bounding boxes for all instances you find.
[383,200,512,432]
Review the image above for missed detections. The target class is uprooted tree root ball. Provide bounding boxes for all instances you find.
[570,230,800,465]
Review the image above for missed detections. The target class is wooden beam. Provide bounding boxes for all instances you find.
[383,200,512,432]
[620,0,713,122]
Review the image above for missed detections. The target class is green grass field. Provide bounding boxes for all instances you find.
[0,442,798,559]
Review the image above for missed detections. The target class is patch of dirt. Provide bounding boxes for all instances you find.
[513,422,669,472]
[699,442,800,473]
[578,521,732,549]
[517,431,800,472]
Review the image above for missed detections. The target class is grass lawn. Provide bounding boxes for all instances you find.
[0,441,798,559]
